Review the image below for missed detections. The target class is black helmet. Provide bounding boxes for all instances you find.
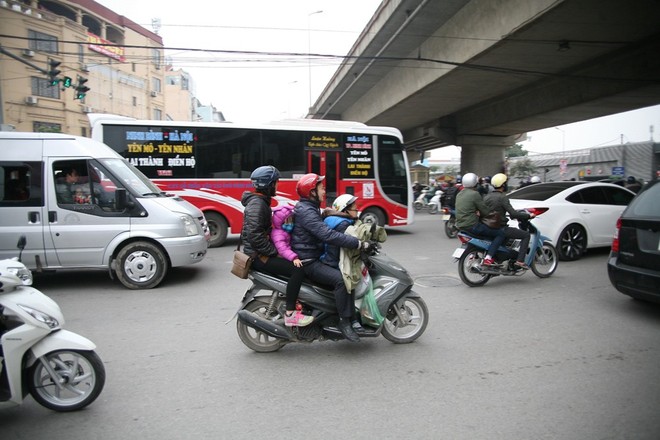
[250,165,280,190]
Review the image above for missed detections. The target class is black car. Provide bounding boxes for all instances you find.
[607,180,660,303]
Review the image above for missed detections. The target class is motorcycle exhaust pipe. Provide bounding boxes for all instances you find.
[237,310,292,341]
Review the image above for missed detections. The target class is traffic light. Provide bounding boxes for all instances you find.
[62,76,73,88]
[74,76,90,100]
[47,59,61,86]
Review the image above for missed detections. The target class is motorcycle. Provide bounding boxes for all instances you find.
[229,244,429,352]
[0,236,105,411]
[413,189,437,211]
[452,208,558,287]
[441,206,458,238]
[428,190,442,214]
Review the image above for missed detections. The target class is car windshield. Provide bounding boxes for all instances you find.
[508,182,583,201]
[627,181,660,217]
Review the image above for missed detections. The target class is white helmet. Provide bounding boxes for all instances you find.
[332,194,358,212]
[462,172,479,188]
[530,176,541,183]
[491,173,508,188]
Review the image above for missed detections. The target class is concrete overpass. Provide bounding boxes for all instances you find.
[309,0,660,176]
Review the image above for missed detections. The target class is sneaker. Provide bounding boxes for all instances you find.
[482,257,496,266]
[284,311,314,327]
[514,261,530,270]
[352,320,366,333]
[338,318,360,342]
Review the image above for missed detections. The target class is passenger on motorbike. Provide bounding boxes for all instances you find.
[484,173,536,270]
[455,172,506,266]
[241,165,313,327]
[320,194,366,334]
[291,174,372,342]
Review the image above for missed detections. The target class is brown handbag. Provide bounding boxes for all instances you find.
[230,238,253,279]
[481,211,502,229]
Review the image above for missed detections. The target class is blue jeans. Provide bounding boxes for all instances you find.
[464,222,506,258]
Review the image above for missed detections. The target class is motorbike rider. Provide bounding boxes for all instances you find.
[241,165,313,327]
[291,173,372,342]
[320,194,366,334]
[455,172,506,266]
[484,173,535,270]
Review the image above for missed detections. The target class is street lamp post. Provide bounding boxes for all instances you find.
[307,10,323,115]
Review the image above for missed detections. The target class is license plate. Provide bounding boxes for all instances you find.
[442,214,450,221]
[452,247,465,259]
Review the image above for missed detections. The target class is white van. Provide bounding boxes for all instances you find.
[0,132,209,289]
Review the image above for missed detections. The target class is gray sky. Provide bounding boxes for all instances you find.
[97,0,660,157]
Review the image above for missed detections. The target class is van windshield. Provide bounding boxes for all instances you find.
[100,158,162,196]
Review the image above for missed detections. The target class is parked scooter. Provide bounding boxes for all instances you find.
[230,243,429,352]
[441,206,458,238]
[0,237,105,411]
[452,208,558,286]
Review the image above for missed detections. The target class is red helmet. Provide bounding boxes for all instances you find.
[296,173,325,198]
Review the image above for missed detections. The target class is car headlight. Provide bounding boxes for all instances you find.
[180,214,198,236]
[18,304,60,329]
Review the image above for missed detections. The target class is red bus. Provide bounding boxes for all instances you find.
[91,116,413,247]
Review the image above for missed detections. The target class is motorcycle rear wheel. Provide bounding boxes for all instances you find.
[531,242,558,278]
[236,298,288,353]
[458,246,491,287]
[444,218,458,238]
[413,201,424,211]
[382,296,429,343]
[28,349,105,412]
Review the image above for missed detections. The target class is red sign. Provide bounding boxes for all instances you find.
[87,33,126,62]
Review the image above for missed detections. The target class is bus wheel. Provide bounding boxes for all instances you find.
[361,207,386,227]
[205,212,228,248]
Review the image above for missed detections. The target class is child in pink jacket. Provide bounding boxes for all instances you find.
[271,204,311,326]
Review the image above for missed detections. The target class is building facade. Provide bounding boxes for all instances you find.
[0,0,198,135]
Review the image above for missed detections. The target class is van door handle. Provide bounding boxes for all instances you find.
[28,211,40,223]
[49,211,57,223]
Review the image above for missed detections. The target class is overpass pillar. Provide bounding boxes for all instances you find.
[457,135,519,178]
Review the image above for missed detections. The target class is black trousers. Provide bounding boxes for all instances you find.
[504,226,531,262]
[251,256,304,310]
[302,260,354,318]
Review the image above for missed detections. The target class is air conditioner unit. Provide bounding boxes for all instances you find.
[82,105,93,113]
[25,96,38,105]
[150,91,158,97]
[22,49,35,57]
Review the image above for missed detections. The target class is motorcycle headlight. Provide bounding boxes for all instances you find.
[18,304,60,329]
[6,266,33,285]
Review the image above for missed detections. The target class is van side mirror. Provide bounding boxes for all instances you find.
[115,188,130,210]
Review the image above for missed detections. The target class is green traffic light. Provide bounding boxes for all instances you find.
[62,76,72,88]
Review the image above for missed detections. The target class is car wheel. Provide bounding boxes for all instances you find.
[558,223,587,261]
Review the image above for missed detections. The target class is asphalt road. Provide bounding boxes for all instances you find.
[2,213,659,440]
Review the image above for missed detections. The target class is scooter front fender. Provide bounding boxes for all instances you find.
[28,329,96,365]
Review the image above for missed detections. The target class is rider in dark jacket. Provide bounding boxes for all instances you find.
[483,173,535,269]
[241,165,313,327]
[291,173,369,342]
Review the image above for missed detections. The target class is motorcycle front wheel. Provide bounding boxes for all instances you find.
[444,218,458,238]
[382,296,429,343]
[531,242,558,278]
[236,298,288,353]
[458,246,491,287]
[429,204,439,214]
[28,350,105,412]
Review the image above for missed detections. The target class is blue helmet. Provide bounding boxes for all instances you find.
[250,165,280,190]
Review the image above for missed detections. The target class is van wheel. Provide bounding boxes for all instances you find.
[115,241,167,289]
[205,212,228,248]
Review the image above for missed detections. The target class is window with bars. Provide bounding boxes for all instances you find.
[28,30,58,53]
[31,77,60,99]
